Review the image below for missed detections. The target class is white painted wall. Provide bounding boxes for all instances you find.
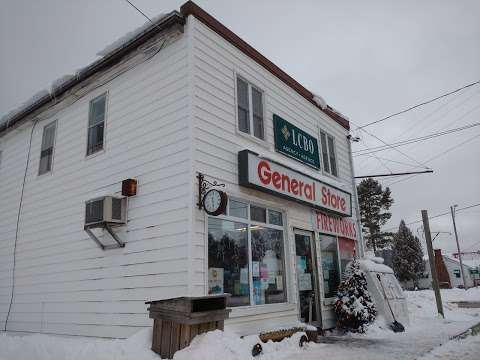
[187,16,357,333]
[0,31,192,338]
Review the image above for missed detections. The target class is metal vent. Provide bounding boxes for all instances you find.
[111,197,123,221]
[85,198,104,224]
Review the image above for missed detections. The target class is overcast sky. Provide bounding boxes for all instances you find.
[1,0,479,255]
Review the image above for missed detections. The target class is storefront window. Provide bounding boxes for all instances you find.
[338,237,356,274]
[208,201,287,307]
[208,218,250,306]
[251,227,286,305]
[320,234,340,298]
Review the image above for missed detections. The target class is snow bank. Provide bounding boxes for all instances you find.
[0,328,158,360]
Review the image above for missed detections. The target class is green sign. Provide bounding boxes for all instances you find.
[273,114,320,169]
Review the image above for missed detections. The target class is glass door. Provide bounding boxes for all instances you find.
[294,230,321,326]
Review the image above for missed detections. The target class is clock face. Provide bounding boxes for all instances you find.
[203,189,227,216]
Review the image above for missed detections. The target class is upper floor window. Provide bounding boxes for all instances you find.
[87,93,107,156]
[38,120,57,175]
[320,130,338,177]
[236,76,264,140]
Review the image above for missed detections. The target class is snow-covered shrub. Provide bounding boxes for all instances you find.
[334,259,377,333]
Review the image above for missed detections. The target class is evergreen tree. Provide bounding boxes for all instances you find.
[357,178,394,252]
[392,220,425,286]
[334,259,377,333]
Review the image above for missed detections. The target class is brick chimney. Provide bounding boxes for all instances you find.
[434,249,451,289]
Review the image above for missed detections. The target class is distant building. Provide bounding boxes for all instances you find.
[417,249,479,289]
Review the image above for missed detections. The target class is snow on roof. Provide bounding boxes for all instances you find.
[0,12,171,130]
[312,93,327,110]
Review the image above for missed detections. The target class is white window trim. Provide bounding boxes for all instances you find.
[85,91,109,159]
[319,129,339,178]
[38,119,58,176]
[205,197,289,309]
[234,72,268,147]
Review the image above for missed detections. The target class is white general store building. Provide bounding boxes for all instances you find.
[0,1,364,338]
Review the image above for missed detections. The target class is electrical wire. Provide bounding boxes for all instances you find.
[351,120,431,169]
[385,131,480,186]
[4,119,38,331]
[353,121,480,155]
[384,203,480,232]
[124,0,155,23]
[357,80,480,129]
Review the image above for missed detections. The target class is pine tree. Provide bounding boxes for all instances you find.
[392,220,425,286]
[357,178,394,252]
[334,259,377,333]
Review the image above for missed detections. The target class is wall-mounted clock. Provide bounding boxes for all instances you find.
[203,189,228,216]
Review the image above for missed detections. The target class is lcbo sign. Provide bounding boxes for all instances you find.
[273,115,320,169]
[238,150,352,217]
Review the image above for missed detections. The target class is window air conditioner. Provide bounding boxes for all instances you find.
[85,196,126,227]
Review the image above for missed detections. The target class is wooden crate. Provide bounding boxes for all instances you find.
[146,295,231,358]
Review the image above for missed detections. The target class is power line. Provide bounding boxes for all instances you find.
[355,170,433,179]
[385,131,480,186]
[357,79,480,129]
[351,120,431,169]
[124,0,155,23]
[354,122,480,156]
[384,203,480,232]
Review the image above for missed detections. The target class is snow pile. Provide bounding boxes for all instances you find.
[0,328,158,360]
[312,94,327,109]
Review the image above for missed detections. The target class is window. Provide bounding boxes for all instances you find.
[236,76,264,140]
[320,234,340,298]
[320,130,338,177]
[38,121,57,175]
[208,201,287,307]
[453,269,461,278]
[87,94,107,156]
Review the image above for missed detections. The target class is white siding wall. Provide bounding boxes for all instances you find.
[0,32,192,338]
[188,17,356,333]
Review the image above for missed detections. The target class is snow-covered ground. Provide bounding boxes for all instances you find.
[1,288,479,360]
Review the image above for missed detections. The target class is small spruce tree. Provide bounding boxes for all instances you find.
[392,220,425,287]
[334,259,377,333]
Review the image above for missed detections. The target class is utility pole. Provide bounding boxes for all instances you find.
[451,205,468,289]
[422,210,444,318]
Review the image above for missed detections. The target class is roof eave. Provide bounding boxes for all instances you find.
[0,11,185,135]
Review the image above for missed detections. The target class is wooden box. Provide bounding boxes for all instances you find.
[146,294,231,358]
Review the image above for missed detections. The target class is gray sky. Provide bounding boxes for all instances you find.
[1,0,479,255]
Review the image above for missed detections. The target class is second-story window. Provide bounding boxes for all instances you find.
[87,93,107,156]
[38,120,57,175]
[320,130,338,177]
[236,76,264,140]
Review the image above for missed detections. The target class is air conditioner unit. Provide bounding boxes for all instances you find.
[85,196,126,227]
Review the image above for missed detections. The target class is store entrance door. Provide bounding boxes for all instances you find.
[294,230,321,326]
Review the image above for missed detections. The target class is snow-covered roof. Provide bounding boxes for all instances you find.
[0,11,182,134]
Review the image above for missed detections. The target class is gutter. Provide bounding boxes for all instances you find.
[0,11,185,136]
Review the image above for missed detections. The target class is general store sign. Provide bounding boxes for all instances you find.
[238,150,352,217]
[273,115,320,169]
[313,211,358,240]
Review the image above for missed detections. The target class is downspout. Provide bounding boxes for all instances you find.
[347,136,365,258]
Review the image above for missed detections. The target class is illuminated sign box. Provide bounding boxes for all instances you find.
[238,150,352,217]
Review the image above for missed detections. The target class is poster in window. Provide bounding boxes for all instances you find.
[208,268,224,294]
[298,273,312,291]
[252,262,260,277]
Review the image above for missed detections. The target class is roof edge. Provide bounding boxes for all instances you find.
[180,1,350,130]
[0,11,185,135]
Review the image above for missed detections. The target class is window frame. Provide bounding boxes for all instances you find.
[234,74,266,143]
[38,120,58,176]
[319,129,339,177]
[207,198,288,308]
[86,92,108,157]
